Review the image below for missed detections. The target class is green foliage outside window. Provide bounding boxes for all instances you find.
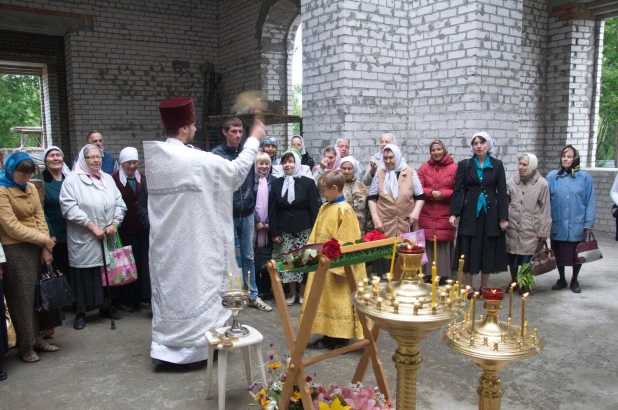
[0,75,42,148]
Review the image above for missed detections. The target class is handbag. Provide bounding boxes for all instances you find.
[530,240,556,276]
[452,159,470,214]
[612,205,618,218]
[35,262,75,312]
[4,296,16,348]
[101,233,138,287]
[575,232,603,264]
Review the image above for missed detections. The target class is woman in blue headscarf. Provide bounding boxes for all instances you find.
[0,152,59,362]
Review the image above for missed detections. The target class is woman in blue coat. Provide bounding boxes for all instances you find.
[547,145,596,293]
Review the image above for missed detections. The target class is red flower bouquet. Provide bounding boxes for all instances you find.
[321,239,342,260]
[362,230,388,242]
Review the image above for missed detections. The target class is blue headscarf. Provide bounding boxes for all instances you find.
[0,152,33,190]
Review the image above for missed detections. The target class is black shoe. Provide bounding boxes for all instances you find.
[99,307,122,320]
[73,313,86,330]
[0,371,7,381]
[551,279,568,291]
[185,360,208,370]
[570,281,581,293]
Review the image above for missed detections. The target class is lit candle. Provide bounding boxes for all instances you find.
[388,239,397,277]
[458,255,464,292]
[433,234,437,266]
[229,272,233,291]
[471,292,478,333]
[236,276,243,294]
[509,282,516,319]
[431,261,437,287]
[521,292,529,337]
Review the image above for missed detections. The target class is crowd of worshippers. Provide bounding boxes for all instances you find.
[0,119,601,376]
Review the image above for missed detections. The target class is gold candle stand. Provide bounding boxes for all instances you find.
[442,290,543,410]
[352,246,467,409]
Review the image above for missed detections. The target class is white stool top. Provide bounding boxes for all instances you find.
[205,325,264,349]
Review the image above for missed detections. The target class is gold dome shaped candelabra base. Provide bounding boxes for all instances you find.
[443,295,543,410]
[353,250,468,409]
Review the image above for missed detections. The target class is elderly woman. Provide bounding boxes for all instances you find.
[42,146,71,278]
[312,145,341,184]
[0,243,6,379]
[60,144,126,330]
[368,145,425,275]
[449,132,508,297]
[0,153,58,362]
[418,140,458,279]
[363,133,397,186]
[547,145,595,294]
[253,152,276,300]
[291,135,315,169]
[270,150,321,305]
[111,147,149,311]
[505,153,551,292]
[336,138,351,158]
[340,156,368,235]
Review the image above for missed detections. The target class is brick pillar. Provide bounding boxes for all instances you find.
[544,3,600,169]
[301,0,410,163]
[301,0,525,170]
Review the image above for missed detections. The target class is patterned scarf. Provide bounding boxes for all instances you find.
[556,145,580,178]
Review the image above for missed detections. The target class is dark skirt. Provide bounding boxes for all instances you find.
[550,239,579,267]
[254,245,273,299]
[454,210,507,275]
[68,267,105,306]
[0,280,8,358]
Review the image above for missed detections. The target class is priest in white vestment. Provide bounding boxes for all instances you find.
[144,97,266,364]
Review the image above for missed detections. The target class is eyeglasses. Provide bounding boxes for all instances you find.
[84,155,102,160]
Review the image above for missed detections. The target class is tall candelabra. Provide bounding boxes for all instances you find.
[443,287,543,410]
[351,243,468,409]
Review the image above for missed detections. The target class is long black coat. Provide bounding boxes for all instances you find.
[450,156,508,237]
[269,176,321,237]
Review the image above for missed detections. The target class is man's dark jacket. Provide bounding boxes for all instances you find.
[211,143,256,218]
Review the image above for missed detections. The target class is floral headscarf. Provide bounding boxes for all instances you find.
[557,145,580,178]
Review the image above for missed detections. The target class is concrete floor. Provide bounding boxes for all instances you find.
[1,235,617,410]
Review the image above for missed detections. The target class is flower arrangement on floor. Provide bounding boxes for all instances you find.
[249,345,394,410]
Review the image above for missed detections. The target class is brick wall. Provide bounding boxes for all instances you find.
[584,168,618,236]
[0,0,220,159]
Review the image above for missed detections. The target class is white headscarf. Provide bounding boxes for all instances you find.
[520,153,538,178]
[291,135,306,155]
[281,151,303,204]
[75,144,106,190]
[43,146,71,177]
[380,144,408,200]
[118,147,141,185]
[340,156,361,181]
[375,133,398,160]
[469,132,496,156]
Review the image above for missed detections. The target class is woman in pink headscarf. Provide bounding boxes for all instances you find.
[312,145,341,184]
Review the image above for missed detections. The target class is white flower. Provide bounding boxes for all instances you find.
[272,381,283,392]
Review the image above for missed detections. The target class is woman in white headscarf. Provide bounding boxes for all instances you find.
[111,147,149,312]
[269,150,321,305]
[42,146,71,280]
[363,133,397,186]
[60,144,126,330]
[291,135,315,169]
[505,153,550,293]
[449,132,509,298]
[340,156,368,235]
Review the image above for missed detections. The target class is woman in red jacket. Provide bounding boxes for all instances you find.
[418,140,458,280]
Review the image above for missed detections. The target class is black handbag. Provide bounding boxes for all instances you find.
[612,204,618,218]
[452,159,470,214]
[35,262,75,312]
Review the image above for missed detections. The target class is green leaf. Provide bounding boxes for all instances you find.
[355,239,364,244]
[342,242,354,246]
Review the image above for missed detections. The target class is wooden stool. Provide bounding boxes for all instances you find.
[205,325,267,410]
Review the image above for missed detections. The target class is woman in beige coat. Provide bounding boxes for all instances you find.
[505,153,551,291]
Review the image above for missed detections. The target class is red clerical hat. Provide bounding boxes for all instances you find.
[158,97,196,129]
